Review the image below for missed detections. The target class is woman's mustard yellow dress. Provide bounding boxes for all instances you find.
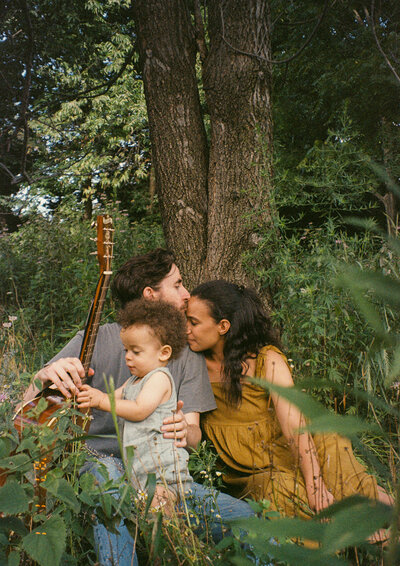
[201,346,379,518]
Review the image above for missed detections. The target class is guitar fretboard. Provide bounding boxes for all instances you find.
[79,271,112,379]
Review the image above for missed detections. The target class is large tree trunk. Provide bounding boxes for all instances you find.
[133,0,209,288]
[133,0,274,291]
[203,0,273,285]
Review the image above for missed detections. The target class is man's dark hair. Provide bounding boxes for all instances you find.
[111,248,175,308]
[118,299,186,360]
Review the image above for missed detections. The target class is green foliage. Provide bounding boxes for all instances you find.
[272,0,400,170]
[21,516,66,566]
[234,496,395,565]
[241,116,400,563]
[1,0,156,225]
[0,201,164,377]
[188,441,224,492]
[0,406,95,565]
[274,114,380,222]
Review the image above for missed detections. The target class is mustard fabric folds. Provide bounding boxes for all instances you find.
[201,346,378,518]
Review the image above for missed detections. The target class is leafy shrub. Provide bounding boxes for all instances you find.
[0,200,164,376]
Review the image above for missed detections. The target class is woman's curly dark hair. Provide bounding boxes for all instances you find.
[118,298,186,360]
[191,280,281,406]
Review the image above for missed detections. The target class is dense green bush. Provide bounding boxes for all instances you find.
[0,201,164,377]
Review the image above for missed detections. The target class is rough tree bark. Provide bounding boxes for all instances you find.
[133,0,273,290]
[202,1,273,283]
[133,0,209,287]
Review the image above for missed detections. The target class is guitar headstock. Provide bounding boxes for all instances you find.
[96,215,114,274]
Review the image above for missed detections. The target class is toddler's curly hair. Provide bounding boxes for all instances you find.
[117,298,186,359]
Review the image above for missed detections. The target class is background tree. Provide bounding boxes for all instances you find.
[133,0,274,288]
[1,0,399,288]
[272,0,400,234]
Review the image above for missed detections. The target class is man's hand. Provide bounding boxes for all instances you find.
[34,357,94,398]
[161,400,188,448]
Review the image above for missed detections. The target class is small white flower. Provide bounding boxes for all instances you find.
[2,322,12,328]
[8,316,17,322]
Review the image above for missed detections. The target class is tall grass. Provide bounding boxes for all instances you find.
[1,192,399,563]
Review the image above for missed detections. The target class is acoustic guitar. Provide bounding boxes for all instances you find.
[0,215,114,490]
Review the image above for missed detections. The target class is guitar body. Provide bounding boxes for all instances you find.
[13,389,68,432]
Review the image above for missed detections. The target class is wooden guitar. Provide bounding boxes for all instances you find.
[0,215,114,489]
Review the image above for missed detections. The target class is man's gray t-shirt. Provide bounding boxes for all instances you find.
[49,323,216,456]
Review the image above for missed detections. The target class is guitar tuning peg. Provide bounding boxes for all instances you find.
[90,237,97,242]
[90,251,98,255]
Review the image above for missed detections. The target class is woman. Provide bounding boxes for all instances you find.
[186,280,392,522]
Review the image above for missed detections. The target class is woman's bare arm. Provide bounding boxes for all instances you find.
[262,350,334,512]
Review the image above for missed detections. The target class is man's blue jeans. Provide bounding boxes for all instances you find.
[81,456,256,566]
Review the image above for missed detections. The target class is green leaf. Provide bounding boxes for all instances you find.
[0,516,28,536]
[22,515,66,566]
[260,540,348,565]
[0,480,29,514]
[16,437,38,454]
[79,471,96,491]
[27,397,49,419]
[7,550,20,566]
[232,515,325,543]
[250,378,326,420]
[303,413,378,436]
[320,498,392,552]
[0,453,31,473]
[101,493,113,518]
[252,380,379,437]
[144,473,156,518]
[388,343,400,384]
[42,476,80,513]
[0,438,13,459]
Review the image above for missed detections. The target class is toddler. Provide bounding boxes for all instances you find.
[77,298,192,508]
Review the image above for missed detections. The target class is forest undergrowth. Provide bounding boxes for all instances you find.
[0,198,399,565]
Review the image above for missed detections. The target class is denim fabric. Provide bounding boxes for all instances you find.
[182,481,255,542]
[81,456,268,565]
[81,456,138,566]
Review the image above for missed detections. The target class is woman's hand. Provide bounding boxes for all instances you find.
[76,384,106,409]
[305,475,335,513]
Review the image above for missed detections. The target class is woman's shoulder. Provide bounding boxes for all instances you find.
[258,345,285,357]
[257,345,288,364]
[255,345,292,382]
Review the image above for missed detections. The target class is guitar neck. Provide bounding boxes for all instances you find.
[79,271,112,379]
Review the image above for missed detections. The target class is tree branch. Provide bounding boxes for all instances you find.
[0,162,22,185]
[369,1,400,85]
[17,0,34,183]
